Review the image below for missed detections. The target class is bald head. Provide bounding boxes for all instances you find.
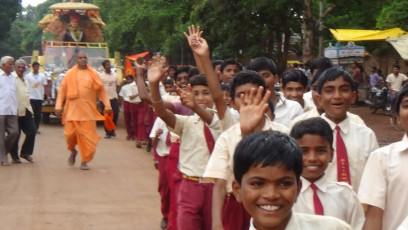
[76,52,88,69]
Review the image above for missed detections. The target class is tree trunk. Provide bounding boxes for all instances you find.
[302,0,315,63]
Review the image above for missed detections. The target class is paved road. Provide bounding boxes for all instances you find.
[0,117,162,230]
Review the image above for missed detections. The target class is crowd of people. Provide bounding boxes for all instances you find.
[2,24,408,230]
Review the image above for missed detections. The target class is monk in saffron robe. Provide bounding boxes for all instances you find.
[55,51,111,170]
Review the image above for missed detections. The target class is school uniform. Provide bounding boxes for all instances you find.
[168,113,221,230]
[288,107,366,130]
[274,96,304,127]
[293,176,365,229]
[248,213,351,230]
[358,135,408,230]
[204,116,288,230]
[398,216,408,230]
[118,84,134,139]
[149,118,171,221]
[321,114,378,192]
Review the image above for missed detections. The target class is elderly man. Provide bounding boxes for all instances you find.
[0,56,19,166]
[10,59,37,163]
[55,51,111,170]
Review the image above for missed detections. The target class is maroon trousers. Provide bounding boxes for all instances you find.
[222,194,251,230]
[177,178,214,230]
[130,102,147,142]
[166,143,181,230]
[157,152,170,220]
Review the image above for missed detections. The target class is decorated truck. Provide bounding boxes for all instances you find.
[35,0,121,123]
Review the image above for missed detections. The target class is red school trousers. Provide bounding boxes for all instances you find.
[122,101,134,138]
[177,178,213,230]
[166,142,182,230]
[222,194,251,230]
[130,102,147,141]
[156,150,170,220]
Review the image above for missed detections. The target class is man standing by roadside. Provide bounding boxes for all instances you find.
[10,59,37,163]
[387,64,408,101]
[99,60,120,138]
[0,56,19,166]
[55,51,112,170]
[26,61,47,133]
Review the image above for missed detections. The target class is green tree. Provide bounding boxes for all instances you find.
[376,0,408,30]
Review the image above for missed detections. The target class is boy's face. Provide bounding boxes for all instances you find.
[215,64,222,82]
[281,82,306,106]
[126,77,133,84]
[258,69,278,93]
[397,96,408,134]
[393,67,400,75]
[175,72,189,88]
[221,64,240,83]
[233,164,301,230]
[231,83,259,111]
[164,83,174,93]
[222,90,232,106]
[192,85,214,109]
[317,76,356,124]
[296,134,333,183]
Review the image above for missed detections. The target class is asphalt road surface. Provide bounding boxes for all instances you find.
[0,117,162,230]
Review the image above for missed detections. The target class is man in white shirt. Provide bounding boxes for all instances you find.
[25,61,47,133]
[99,60,120,138]
[10,59,36,163]
[0,56,19,166]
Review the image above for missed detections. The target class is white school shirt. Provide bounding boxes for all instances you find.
[99,71,119,99]
[358,135,408,230]
[14,73,33,116]
[26,71,47,100]
[169,113,221,177]
[0,69,18,115]
[321,114,378,192]
[149,118,170,157]
[274,96,304,127]
[288,107,366,130]
[293,176,364,230]
[398,216,408,230]
[204,116,288,193]
[248,213,351,230]
[118,82,140,103]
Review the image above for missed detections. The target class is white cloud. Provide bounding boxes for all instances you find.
[22,0,47,7]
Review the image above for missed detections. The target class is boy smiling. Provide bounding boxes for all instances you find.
[232,131,351,230]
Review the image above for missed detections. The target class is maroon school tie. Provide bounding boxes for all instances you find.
[203,124,215,154]
[165,132,172,146]
[335,126,351,185]
[310,183,324,215]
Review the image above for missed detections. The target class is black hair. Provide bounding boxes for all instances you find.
[293,63,299,68]
[174,66,190,81]
[317,67,355,94]
[168,65,177,71]
[310,57,333,85]
[212,60,223,70]
[188,66,200,79]
[220,58,242,73]
[164,78,174,85]
[393,64,401,69]
[189,74,208,87]
[281,69,308,88]
[394,85,408,114]
[233,131,302,185]
[221,83,231,92]
[32,61,40,66]
[230,70,266,102]
[125,75,133,80]
[247,57,278,75]
[101,60,110,67]
[290,117,333,147]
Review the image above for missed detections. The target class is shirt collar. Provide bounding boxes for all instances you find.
[300,175,328,193]
[321,113,350,134]
[395,134,408,152]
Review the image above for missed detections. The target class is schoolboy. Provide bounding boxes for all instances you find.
[149,117,171,229]
[118,75,135,140]
[247,57,303,127]
[288,61,365,129]
[232,130,352,230]
[148,54,221,230]
[358,86,408,230]
[212,60,223,83]
[280,69,313,111]
[220,58,242,84]
[316,67,378,191]
[290,117,365,229]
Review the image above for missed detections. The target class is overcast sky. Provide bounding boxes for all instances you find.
[22,0,46,7]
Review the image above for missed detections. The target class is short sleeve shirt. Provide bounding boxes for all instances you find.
[26,72,47,100]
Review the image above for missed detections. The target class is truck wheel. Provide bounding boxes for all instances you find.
[43,113,50,124]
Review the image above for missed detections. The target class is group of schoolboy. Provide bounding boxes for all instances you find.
[136,25,407,230]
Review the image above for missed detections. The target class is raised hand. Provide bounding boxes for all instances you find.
[239,86,271,136]
[147,54,168,85]
[183,25,209,57]
[177,84,196,109]
[133,57,147,77]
